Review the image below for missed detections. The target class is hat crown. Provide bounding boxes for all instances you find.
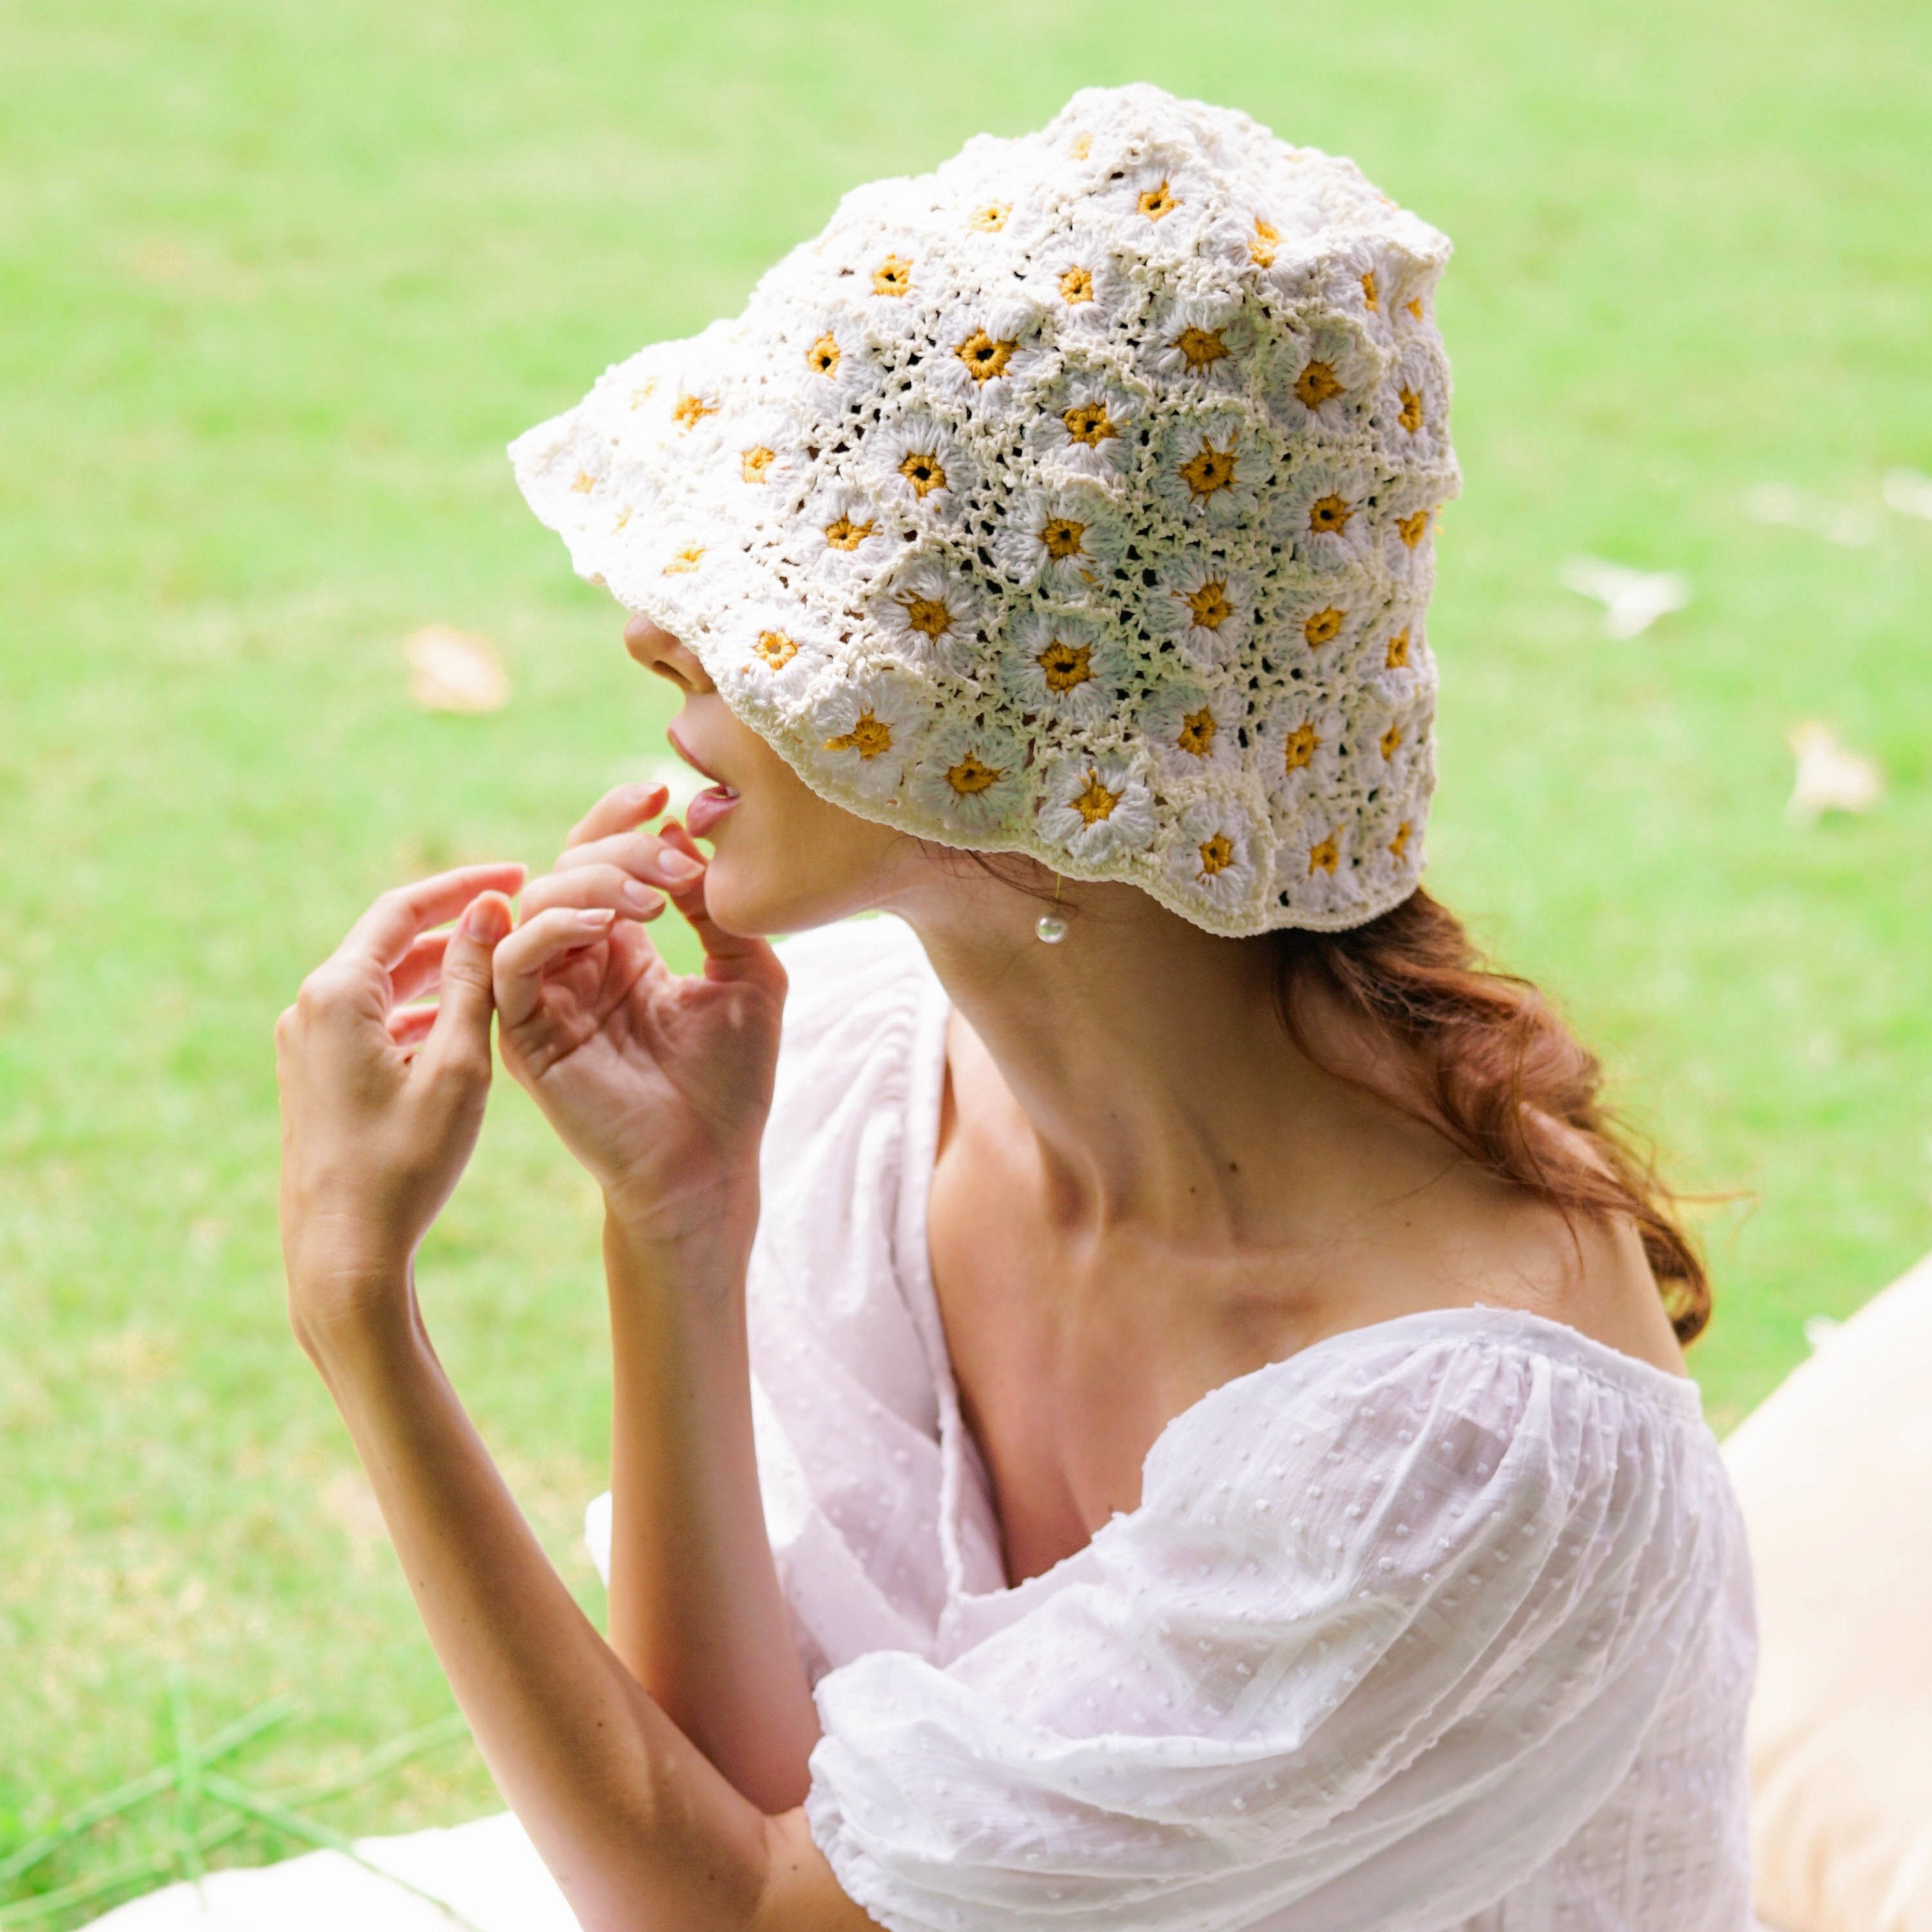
[513,84,1461,934]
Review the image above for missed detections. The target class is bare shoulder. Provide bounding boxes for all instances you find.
[1420,1151,1690,1378]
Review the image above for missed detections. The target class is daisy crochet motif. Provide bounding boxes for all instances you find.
[512,83,1459,934]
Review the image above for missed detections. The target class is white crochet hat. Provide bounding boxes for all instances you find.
[511,84,1459,936]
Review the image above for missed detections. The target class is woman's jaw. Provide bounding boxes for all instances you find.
[659,691,921,937]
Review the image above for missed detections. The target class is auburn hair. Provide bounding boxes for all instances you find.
[1268,889,1710,1344]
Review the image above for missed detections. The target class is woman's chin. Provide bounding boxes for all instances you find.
[695,851,810,940]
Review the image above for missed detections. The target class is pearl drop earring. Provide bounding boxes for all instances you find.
[1035,876,1068,945]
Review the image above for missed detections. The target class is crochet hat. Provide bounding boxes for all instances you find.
[511,84,1459,935]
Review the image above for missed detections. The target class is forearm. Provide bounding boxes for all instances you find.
[307,1293,772,1932]
[603,1209,822,1811]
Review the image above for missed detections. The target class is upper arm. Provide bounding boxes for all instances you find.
[753,1809,885,1932]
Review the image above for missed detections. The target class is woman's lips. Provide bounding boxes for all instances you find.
[664,721,738,840]
[683,784,739,841]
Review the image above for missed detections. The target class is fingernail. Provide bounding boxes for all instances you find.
[462,896,508,941]
[657,850,704,881]
[574,907,617,928]
[621,881,662,913]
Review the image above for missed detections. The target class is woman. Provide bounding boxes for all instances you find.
[276,85,1754,1932]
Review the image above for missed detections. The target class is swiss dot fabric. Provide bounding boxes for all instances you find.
[511,85,1460,935]
[652,917,1756,1932]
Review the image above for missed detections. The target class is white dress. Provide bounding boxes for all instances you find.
[89,914,1756,1932]
[734,916,1758,1932]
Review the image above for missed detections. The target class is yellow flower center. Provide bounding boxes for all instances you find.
[1071,772,1120,823]
[957,329,1018,383]
[1397,508,1434,548]
[899,450,948,497]
[1406,297,1424,322]
[672,392,715,430]
[899,594,956,642]
[1293,360,1343,409]
[872,254,913,297]
[742,444,776,483]
[1070,131,1093,159]
[664,543,704,575]
[1058,264,1094,304]
[969,202,1011,232]
[1173,325,1228,371]
[1389,819,1412,859]
[1380,723,1403,759]
[1283,722,1321,772]
[824,513,876,551]
[1138,180,1178,221]
[807,332,841,376]
[1249,217,1279,268]
[1040,515,1087,560]
[1361,270,1379,312]
[570,470,595,493]
[1180,439,1238,500]
[1397,387,1424,434]
[1308,834,1339,875]
[945,751,1003,795]
[1062,400,1117,447]
[754,630,798,670]
[1385,628,1410,668]
[825,711,894,759]
[628,378,658,409]
[1303,606,1345,649]
[1184,579,1233,630]
[612,504,632,530]
[1197,832,1235,877]
[1309,493,1353,536]
[1037,639,1094,692]
[1177,707,1217,757]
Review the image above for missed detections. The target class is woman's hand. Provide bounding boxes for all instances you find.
[275,862,526,1350]
[493,783,786,1258]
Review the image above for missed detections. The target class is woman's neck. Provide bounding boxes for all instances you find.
[896,876,1434,1245]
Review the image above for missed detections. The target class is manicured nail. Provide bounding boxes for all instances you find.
[657,850,704,881]
[573,907,617,928]
[462,896,509,941]
[621,881,662,913]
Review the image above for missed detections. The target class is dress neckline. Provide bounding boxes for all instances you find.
[884,936,1706,1610]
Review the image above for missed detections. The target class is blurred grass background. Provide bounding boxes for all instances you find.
[1,0,1927,1916]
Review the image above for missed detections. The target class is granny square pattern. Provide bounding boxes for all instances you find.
[512,84,1459,934]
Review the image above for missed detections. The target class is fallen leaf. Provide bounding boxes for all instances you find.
[406,626,509,714]
[1745,483,1877,548]
[1882,468,1932,520]
[1786,719,1882,823]
[1557,557,1690,639]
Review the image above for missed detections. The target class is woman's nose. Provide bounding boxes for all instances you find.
[624,615,715,694]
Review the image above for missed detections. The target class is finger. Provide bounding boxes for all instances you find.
[387,1003,440,1049]
[567,782,671,849]
[551,828,705,894]
[657,820,786,989]
[334,862,528,972]
[519,862,666,924]
[389,931,450,1005]
[415,891,511,1088]
[492,905,621,1029]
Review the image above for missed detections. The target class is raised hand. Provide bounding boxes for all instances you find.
[493,783,788,1252]
[275,861,527,1346]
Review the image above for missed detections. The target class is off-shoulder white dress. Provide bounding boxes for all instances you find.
[721,914,1758,1932]
[91,914,1756,1932]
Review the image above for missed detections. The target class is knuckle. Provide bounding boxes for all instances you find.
[294,971,337,1014]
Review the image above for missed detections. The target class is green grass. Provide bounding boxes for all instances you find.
[3,0,1929,1916]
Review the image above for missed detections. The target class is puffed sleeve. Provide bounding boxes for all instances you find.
[804,1323,1735,1932]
